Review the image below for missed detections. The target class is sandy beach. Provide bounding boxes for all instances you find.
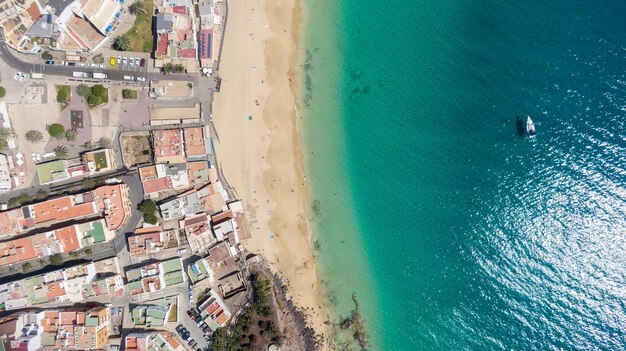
[211,0,331,346]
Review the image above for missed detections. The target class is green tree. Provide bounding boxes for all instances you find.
[53,145,68,159]
[160,63,174,74]
[25,130,43,143]
[144,212,157,225]
[0,86,6,98]
[91,84,106,97]
[76,83,90,97]
[138,199,158,224]
[87,94,98,106]
[0,127,14,141]
[8,193,32,208]
[83,178,96,189]
[83,141,95,150]
[35,190,47,199]
[113,35,130,51]
[22,262,32,272]
[173,63,185,73]
[56,89,68,103]
[122,89,133,99]
[41,51,53,60]
[49,253,63,266]
[65,129,78,141]
[138,199,157,214]
[84,248,93,256]
[97,137,112,149]
[48,123,65,138]
[129,0,146,15]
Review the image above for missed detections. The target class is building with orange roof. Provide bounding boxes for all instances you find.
[180,214,215,253]
[198,289,231,331]
[139,164,190,199]
[0,208,26,237]
[127,226,180,256]
[183,127,208,158]
[92,184,132,231]
[0,185,131,238]
[152,129,186,163]
[125,331,187,351]
[0,258,124,311]
[0,307,110,351]
[0,219,113,267]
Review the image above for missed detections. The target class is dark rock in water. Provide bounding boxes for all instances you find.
[516,116,526,137]
[340,317,353,330]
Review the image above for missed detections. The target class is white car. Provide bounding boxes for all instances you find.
[18,73,26,82]
[13,72,20,80]
[129,58,134,66]
[134,58,140,66]
[98,64,104,68]
[136,77,145,82]
[122,57,127,65]
[89,63,98,67]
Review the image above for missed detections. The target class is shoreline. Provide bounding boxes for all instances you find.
[211,0,332,347]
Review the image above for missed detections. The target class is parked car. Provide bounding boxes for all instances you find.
[140,58,145,67]
[129,58,134,66]
[122,57,127,64]
[186,310,195,320]
[134,58,139,65]
[66,61,76,67]
[44,60,55,65]
[110,307,115,315]
[136,77,146,82]
[175,324,185,332]
[187,338,195,345]
[118,307,123,316]
[203,335,210,342]
[18,73,26,82]
[13,72,20,80]
[110,57,116,66]
[201,324,209,333]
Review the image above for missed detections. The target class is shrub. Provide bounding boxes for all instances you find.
[0,86,5,98]
[91,84,106,97]
[41,51,53,60]
[47,123,65,138]
[65,129,78,141]
[25,130,43,143]
[56,89,68,103]
[49,253,63,265]
[87,94,98,106]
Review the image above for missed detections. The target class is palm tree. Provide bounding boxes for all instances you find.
[25,130,43,143]
[76,84,90,97]
[0,127,15,141]
[65,130,78,142]
[97,137,111,149]
[160,63,174,74]
[53,145,68,159]
[173,63,185,73]
[129,0,147,15]
[113,35,130,51]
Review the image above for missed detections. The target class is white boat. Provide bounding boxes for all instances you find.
[526,115,536,138]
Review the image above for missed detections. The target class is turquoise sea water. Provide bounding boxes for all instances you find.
[303,0,626,350]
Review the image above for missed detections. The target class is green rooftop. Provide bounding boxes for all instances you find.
[85,315,99,327]
[93,151,108,169]
[83,221,106,244]
[41,332,56,347]
[126,268,142,282]
[161,258,182,273]
[163,271,183,286]
[36,160,66,184]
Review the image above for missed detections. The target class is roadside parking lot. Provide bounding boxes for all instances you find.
[109,55,147,73]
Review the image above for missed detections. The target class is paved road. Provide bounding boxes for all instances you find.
[0,41,147,82]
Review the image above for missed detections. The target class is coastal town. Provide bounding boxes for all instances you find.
[0,0,323,349]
